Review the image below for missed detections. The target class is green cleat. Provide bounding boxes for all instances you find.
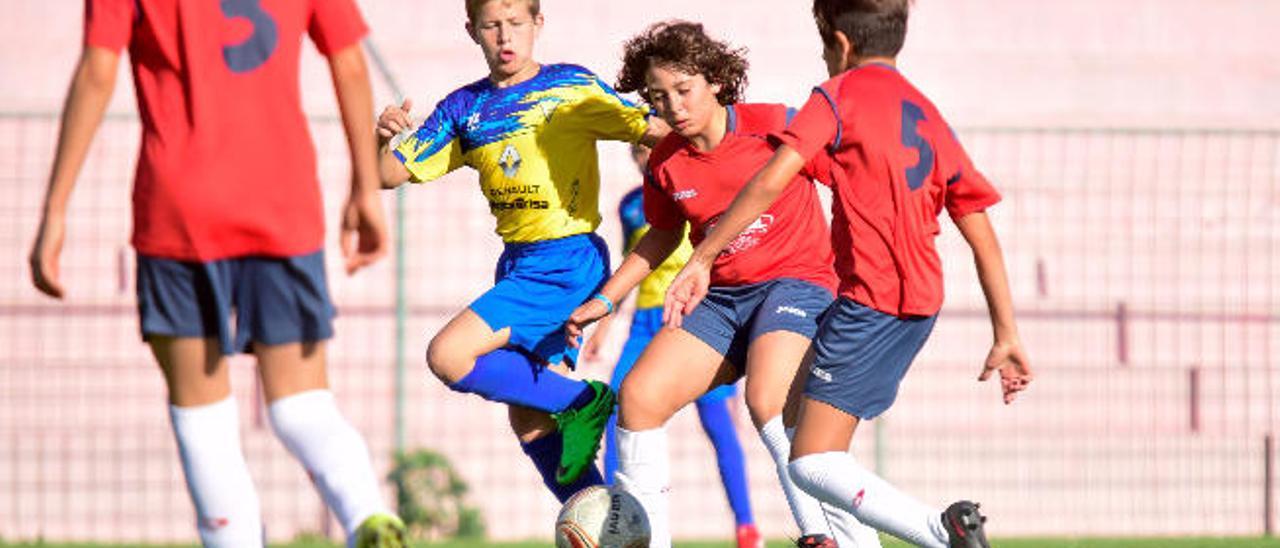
[553,380,616,485]
[353,513,408,548]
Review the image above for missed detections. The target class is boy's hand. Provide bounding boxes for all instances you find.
[565,299,610,349]
[663,256,711,329]
[979,339,1033,404]
[340,190,388,274]
[376,98,415,142]
[29,213,67,299]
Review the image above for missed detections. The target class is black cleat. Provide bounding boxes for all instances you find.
[796,534,838,547]
[942,500,990,548]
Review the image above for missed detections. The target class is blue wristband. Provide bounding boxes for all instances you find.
[592,293,614,315]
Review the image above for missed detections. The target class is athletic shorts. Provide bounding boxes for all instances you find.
[804,297,937,419]
[136,250,334,356]
[679,278,834,372]
[610,307,736,402]
[470,233,609,367]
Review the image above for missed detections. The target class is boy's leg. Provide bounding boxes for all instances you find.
[511,405,604,502]
[616,328,735,548]
[151,336,264,548]
[693,392,757,544]
[257,342,403,547]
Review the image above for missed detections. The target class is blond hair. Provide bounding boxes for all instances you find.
[465,0,541,21]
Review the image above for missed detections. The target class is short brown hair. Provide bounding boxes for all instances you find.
[465,0,540,22]
[812,0,910,58]
[615,21,749,106]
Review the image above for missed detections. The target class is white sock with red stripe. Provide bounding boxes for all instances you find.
[789,451,947,548]
[615,426,671,548]
[784,425,882,547]
[268,390,388,541]
[169,397,264,548]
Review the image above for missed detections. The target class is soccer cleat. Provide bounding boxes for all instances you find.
[554,380,616,485]
[353,513,408,548]
[941,500,990,548]
[736,523,764,548]
[795,534,838,547]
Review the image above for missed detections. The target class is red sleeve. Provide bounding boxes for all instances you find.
[84,0,135,51]
[771,78,842,163]
[642,172,684,231]
[308,0,369,55]
[938,129,1001,219]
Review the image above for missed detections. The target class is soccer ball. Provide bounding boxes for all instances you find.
[554,485,650,548]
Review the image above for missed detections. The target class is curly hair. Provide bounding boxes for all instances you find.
[616,21,749,106]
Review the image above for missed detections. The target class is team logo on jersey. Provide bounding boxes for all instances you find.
[672,188,698,201]
[539,98,562,122]
[466,111,482,132]
[706,214,774,256]
[498,143,522,178]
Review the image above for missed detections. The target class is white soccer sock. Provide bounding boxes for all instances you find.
[761,417,868,543]
[615,426,671,548]
[789,452,948,548]
[169,397,263,548]
[783,425,882,548]
[268,390,388,542]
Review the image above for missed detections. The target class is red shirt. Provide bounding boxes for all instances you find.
[645,104,838,292]
[775,64,1001,317]
[84,0,368,261]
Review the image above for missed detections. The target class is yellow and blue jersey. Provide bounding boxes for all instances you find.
[394,64,650,243]
[619,186,693,310]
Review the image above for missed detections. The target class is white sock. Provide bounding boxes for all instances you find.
[784,425,881,548]
[169,397,263,548]
[615,426,671,548]
[759,417,832,536]
[268,390,388,542]
[789,452,948,548]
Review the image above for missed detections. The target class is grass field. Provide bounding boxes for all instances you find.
[3,538,1279,547]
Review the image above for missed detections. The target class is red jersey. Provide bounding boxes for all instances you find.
[775,64,1001,317]
[84,0,368,261]
[645,103,837,292]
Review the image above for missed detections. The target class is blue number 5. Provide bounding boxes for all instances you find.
[220,0,278,73]
[900,100,934,191]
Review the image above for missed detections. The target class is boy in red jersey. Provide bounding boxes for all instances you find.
[566,21,879,548]
[667,2,1035,547]
[29,1,404,546]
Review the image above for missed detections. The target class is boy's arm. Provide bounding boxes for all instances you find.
[566,226,684,347]
[663,146,807,326]
[30,45,120,299]
[954,211,1033,404]
[638,116,671,148]
[376,99,414,188]
[328,43,388,274]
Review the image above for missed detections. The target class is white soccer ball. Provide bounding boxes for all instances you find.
[554,485,651,548]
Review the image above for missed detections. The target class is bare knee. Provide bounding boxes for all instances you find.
[744,382,786,430]
[617,375,675,431]
[426,334,472,385]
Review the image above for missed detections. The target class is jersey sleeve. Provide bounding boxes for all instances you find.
[393,99,466,183]
[560,74,650,143]
[937,127,1001,219]
[307,0,369,55]
[84,0,135,51]
[642,172,684,231]
[772,78,843,163]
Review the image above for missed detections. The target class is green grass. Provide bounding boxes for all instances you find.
[3,537,1279,548]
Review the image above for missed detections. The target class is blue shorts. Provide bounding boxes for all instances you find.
[611,307,736,402]
[136,250,335,356]
[680,278,835,372]
[470,233,609,366]
[804,297,937,419]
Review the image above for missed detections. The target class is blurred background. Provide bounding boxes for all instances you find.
[1,0,1277,544]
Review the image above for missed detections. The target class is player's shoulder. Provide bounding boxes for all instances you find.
[731,103,792,135]
[648,133,687,168]
[437,75,493,111]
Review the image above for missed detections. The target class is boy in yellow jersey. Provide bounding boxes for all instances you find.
[376,0,666,500]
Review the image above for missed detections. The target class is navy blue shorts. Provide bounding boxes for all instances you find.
[136,250,335,356]
[680,278,834,372]
[804,297,937,419]
[470,233,609,367]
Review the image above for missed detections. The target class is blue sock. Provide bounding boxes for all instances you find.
[696,397,755,526]
[520,430,604,502]
[450,348,591,413]
[603,411,619,485]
